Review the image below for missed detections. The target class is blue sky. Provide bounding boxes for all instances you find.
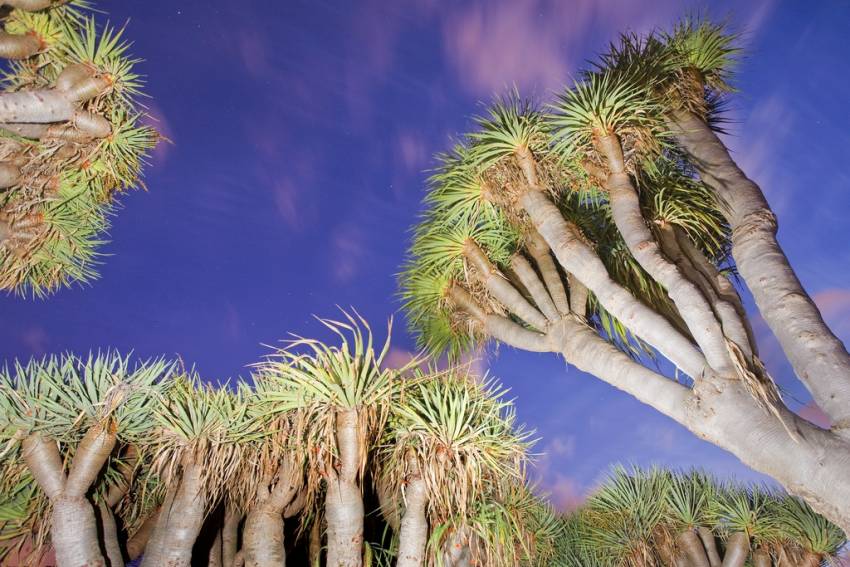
[2,0,849,509]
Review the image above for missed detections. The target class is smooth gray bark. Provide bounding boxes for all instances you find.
[0,30,41,59]
[325,408,364,567]
[222,504,241,567]
[140,461,206,567]
[599,133,732,374]
[720,532,749,567]
[21,430,115,567]
[243,464,300,567]
[510,253,560,321]
[98,502,124,567]
[396,475,428,567]
[520,188,708,378]
[668,109,850,434]
[527,230,571,315]
[677,530,710,567]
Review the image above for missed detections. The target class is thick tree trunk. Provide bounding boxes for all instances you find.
[697,527,721,567]
[309,517,322,567]
[209,527,223,567]
[98,502,124,567]
[396,475,428,567]
[222,504,241,567]
[751,548,771,567]
[676,530,710,567]
[546,316,850,535]
[325,408,364,567]
[719,532,748,567]
[140,461,206,567]
[52,494,105,567]
[127,508,159,561]
[22,429,116,567]
[243,508,285,567]
[668,109,850,434]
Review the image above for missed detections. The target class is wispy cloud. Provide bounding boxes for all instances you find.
[330,223,368,283]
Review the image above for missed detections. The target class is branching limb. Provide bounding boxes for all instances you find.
[668,109,850,434]
[520,187,707,378]
[526,229,571,315]
[597,133,732,374]
[510,253,559,321]
[463,239,549,330]
[657,223,754,359]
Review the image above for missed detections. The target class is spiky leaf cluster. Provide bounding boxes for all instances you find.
[401,19,737,364]
[554,467,846,567]
[379,368,532,526]
[0,1,158,296]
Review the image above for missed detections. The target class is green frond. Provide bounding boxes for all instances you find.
[381,369,532,524]
[0,173,109,297]
[0,352,173,444]
[424,145,503,227]
[55,16,144,110]
[468,91,550,169]
[663,17,740,94]
[548,70,665,162]
[773,495,846,556]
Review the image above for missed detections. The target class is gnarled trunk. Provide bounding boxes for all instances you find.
[22,426,116,567]
[325,408,364,567]
[140,460,206,567]
[395,474,428,567]
[667,109,850,436]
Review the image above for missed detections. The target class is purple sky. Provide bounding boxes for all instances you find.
[2,0,849,510]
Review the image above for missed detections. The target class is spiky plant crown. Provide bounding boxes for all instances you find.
[456,481,562,567]
[149,376,262,506]
[0,352,172,561]
[378,367,532,529]
[0,1,159,297]
[555,467,846,566]
[0,351,173,447]
[253,311,421,508]
[401,20,741,367]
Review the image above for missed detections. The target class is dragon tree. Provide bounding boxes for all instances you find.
[0,0,158,296]
[400,20,850,534]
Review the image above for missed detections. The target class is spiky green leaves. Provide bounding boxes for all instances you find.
[380,369,532,526]
[549,70,666,168]
[0,351,173,445]
[468,93,550,169]
[663,18,739,95]
[0,2,158,296]
[555,467,846,565]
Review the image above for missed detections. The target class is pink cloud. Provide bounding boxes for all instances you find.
[20,326,49,355]
[236,28,271,78]
[396,131,428,173]
[813,288,850,344]
[330,224,367,283]
[545,473,585,512]
[441,1,575,97]
[141,103,175,167]
[273,179,303,231]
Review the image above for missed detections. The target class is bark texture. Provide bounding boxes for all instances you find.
[21,429,116,567]
[668,109,850,434]
[395,475,428,567]
[140,461,206,567]
[325,408,364,567]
